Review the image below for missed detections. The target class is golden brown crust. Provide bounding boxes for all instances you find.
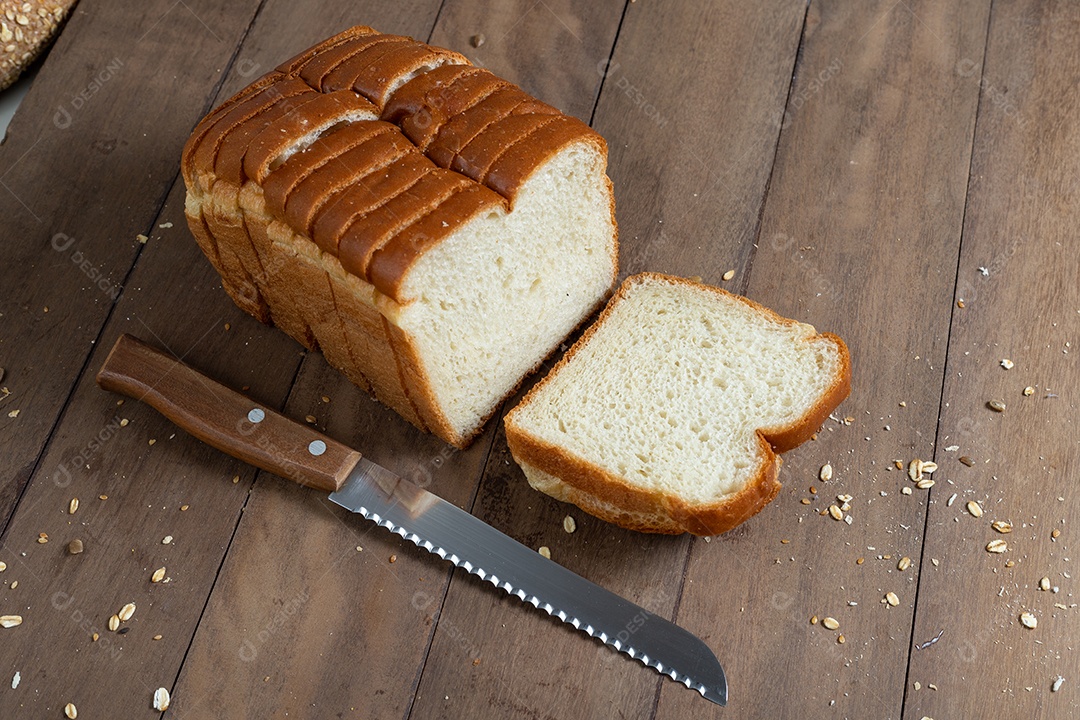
[505,272,851,536]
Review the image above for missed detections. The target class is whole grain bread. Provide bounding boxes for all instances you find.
[182,26,618,447]
[505,273,851,535]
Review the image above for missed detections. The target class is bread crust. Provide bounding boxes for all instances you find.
[505,272,851,535]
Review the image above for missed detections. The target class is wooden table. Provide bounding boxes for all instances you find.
[1,1,1077,717]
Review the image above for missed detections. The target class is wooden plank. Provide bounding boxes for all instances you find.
[159,3,504,718]
[904,2,1080,718]
[652,1,991,718]
[0,178,302,718]
[429,0,623,122]
[408,2,808,718]
[0,0,265,530]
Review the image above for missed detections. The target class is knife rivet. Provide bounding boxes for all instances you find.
[308,440,327,456]
[247,408,265,424]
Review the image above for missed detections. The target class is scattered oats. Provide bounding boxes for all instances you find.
[151,567,166,583]
[959,455,974,467]
[119,418,129,427]
[992,521,1013,534]
[967,501,983,518]
[722,269,735,281]
[538,546,551,559]
[837,493,852,503]
[844,515,853,525]
[136,234,148,244]
[1053,677,1065,692]
[118,603,136,622]
[6,409,18,418]
[898,557,911,571]
[224,323,231,331]
[828,505,843,521]
[921,462,938,474]
[563,515,576,534]
[153,687,170,712]
[986,539,1008,553]
[1001,359,1014,369]
[822,617,840,630]
[945,445,959,452]
[99,495,108,500]
[0,562,5,571]
[932,558,940,566]
[305,415,316,424]
[91,632,98,642]
[356,546,362,552]
[153,634,162,641]
[909,459,924,481]
[916,478,935,489]
[929,684,937,691]
[389,554,397,564]
[899,401,907,407]
[1020,612,1037,629]
[837,634,846,644]
[1023,386,1035,397]
[800,498,811,505]
[902,487,913,495]
[36,533,47,544]
[0,615,22,628]
[469,33,485,48]
[894,460,904,470]
[820,463,833,481]
[947,493,957,507]
[856,557,865,565]
[64,702,77,719]
[68,497,79,514]
[162,535,173,545]
[810,615,818,624]
[958,299,965,308]
[180,505,189,512]
[68,539,83,555]
[232,475,240,484]
[1052,529,1062,539]
[885,592,900,607]
[158,222,173,229]
[148,439,156,446]
[1041,577,1051,591]
[10,671,17,689]
[1005,560,1016,568]
[987,400,1006,413]
[914,681,921,690]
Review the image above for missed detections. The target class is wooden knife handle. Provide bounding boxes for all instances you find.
[96,334,361,493]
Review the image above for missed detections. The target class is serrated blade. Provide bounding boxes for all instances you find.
[329,457,727,705]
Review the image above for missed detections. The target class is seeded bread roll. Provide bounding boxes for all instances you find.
[505,273,851,535]
[0,1,76,91]
[182,26,618,447]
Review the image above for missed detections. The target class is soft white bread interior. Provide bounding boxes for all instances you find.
[504,273,851,535]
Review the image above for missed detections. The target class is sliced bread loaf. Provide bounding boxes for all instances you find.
[182,26,618,448]
[504,273,851,535]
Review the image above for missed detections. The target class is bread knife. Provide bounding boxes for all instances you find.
[96,334,728,706]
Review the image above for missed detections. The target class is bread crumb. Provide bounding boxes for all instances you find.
[538,546,551,559]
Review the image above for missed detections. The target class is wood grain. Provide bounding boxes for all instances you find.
[0,0,266,532]
[653,1,991,718]
[409,1,808,718]
[904,1,1080,717]
[0,177,302,718]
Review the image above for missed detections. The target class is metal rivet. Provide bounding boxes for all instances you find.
[308,440,326,456]
[247,408,265,424]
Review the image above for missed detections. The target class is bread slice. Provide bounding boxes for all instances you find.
[504,273,851,535]
[181,26,618,448]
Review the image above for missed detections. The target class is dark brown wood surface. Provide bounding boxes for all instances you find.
[1,0,1077,718]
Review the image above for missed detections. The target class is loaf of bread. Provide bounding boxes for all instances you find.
[181,26,618,448]
[505,273,851,535]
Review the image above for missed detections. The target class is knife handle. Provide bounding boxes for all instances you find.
[96,334,361,493]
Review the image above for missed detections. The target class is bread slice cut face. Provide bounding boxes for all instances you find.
[181,26,618,447]
[505,273,851,535]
